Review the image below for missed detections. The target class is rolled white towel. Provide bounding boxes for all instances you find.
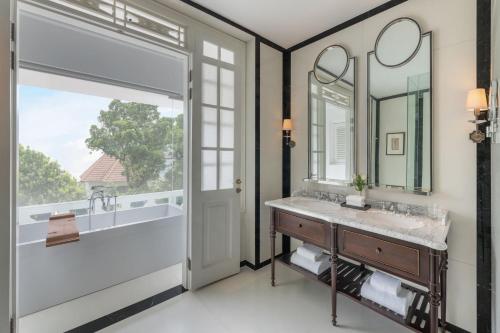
[370,271,402,296]
[346,195,365,207]
[296,243,323,261]
[360,277,414,317]
[290,252,330,275]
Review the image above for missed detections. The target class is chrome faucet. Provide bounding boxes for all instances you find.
[405,206,412,217]
[88,186,117,229]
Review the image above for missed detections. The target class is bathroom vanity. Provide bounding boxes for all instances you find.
[266,197,450,333]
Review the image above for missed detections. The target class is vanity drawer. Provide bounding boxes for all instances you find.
[338,227,429,284]
[274,210,331,250]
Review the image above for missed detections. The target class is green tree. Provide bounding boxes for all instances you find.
[157,113,183,191]
[18,145,86,206]
[86,100,183,190]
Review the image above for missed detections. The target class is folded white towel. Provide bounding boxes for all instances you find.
[370,271,402,296]
[291,252,330,275]
[360,277,414,317]
[296,243,323,261]
[346,195,365,207]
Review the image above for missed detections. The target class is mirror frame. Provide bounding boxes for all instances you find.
[367,31,433,195]
[375,17,423,68]
[307,57,357,186]
[313,44,350,84]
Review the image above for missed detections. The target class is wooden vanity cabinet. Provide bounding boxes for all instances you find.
[338,226,430,285]
[270,207,448,333]
[274,209,331,250]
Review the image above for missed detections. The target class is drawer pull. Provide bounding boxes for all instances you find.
[299,223,303,228]
[376,247,382,254]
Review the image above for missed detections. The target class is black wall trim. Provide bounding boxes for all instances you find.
[287,0,408,52]
[476,0,492,332]
[282,50,291,254]
[240,254,283,271]
[179,0,286,52]
[255,38,261,266]
[66,285,186,333]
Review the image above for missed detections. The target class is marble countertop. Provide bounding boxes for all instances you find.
[265,197,450,251]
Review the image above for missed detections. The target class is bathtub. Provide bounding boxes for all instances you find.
[17,204,185,316]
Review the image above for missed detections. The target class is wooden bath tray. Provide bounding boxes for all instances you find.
[46,212,80,247]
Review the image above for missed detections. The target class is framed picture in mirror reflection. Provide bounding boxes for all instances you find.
[386,132,405,155]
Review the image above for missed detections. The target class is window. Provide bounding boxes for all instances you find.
[39,0,185,47]
[330,123,346,164]
[17,69,184,226]
[201,41,235,191]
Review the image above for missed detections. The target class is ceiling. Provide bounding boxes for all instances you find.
[176,0,390,49]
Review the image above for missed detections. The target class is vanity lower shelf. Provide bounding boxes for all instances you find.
[278,252,435,333]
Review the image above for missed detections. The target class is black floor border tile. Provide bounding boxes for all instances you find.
[66,284,187,333]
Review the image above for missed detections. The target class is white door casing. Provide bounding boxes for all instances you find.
[189,29,245,289]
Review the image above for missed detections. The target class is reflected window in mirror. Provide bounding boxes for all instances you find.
[309,57,356,185]
[368,19,432,194]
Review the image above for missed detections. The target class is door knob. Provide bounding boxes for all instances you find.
[235,179,242,193]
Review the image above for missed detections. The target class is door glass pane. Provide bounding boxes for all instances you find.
[220,68,234,109]
[220,48,234,64]
[202,150,217,191]
[202,63,218,105]
[219,150,234,189]
[203,41,218,60]
[202,106,218,148]
[220,109,234,148]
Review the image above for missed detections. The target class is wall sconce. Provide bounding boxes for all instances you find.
[282,118,296,148]
[466,88,488,143]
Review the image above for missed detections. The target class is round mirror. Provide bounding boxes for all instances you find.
[375,18,422,68]
[313,45,349,84]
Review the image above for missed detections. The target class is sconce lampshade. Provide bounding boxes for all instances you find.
[282,119,293,131]
[466,88,488,111]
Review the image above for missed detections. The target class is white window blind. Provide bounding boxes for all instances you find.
[33,0,185,47]
[330,122,346,164]
[19,4,185,98]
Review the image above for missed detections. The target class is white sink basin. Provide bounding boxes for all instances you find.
[362,211,425,230]
[287,197,341,212]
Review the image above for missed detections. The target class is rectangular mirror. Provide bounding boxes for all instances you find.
[368,32,432,194]
[308,58,356,185]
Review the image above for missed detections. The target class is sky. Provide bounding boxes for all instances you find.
[18,85,184,180]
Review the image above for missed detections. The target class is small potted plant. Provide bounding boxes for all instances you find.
[346,174,368,208]
[352,174,367,196]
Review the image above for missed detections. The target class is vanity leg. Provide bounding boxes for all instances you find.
[440,250,448,330]
[429,249,441,333]
[270,210,276,287]
[330,224,338,326]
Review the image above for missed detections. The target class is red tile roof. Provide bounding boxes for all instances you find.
[80,154,127,183]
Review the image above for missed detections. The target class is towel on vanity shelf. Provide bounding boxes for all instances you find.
[360,277,415,317]
[346,195,365,207]
[296,243,323,261]
[370,271,402,296]
[290,252,330,275]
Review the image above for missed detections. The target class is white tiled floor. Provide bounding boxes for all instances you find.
[19,264,183,333]
[101,264,409,333]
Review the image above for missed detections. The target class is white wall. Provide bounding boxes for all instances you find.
[242,39,256,265]
[290,0,476,330]
[259,44,283,262]
[0,0,13,331]
[240,42,283,266]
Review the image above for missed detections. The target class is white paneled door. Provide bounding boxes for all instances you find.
[189,30,245,289]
